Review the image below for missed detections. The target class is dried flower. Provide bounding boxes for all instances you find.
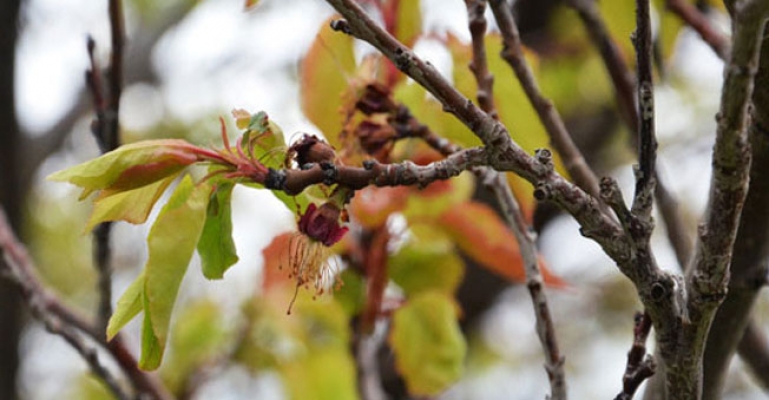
[284,202,349,313]
[288,134,336,167]
[355,83,397,115]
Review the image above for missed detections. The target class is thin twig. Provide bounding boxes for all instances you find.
[0,207,173,400]
[464,0,497,118]
[737,320,769,390]
[487,0,604,207]
[86,0,125,336]
[614,312,656,400]
[631,0,657,222]
[568,0,693,271]
[393,82,569,399]
[567,0,638,131]
[666,0,730,60]
[484,167,568,399]
[0,209,128,400]
[454,8,568,395]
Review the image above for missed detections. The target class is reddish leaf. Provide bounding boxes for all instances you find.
[437,201,564,286]
[48,140,202,199]
[349,186,409,229]
[300,16,356,149]
[261,232,294,292]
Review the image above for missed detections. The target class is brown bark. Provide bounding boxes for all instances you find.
[0,0,23,398]
[702,29,769,399]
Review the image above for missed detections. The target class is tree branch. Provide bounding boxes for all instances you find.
[702,39,769,398]
[325,0,629,267]
[487,0,604,206]
[464,0,497,118]
[567,0,694,271]
[482,167,568,399]
[0,207,172,400]
[631,0,657,221]
[666,0,730,60]
[736,320,769,390]
[567,0,638,131]
[615,312,655,400]
[86,0,125,335]
[673,1,769,398]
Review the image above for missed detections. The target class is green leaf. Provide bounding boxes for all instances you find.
[85,173,179,232]
[47,139,201,199]
[389,238,464,296]
[282,349,357,400]
[240,111,287,170]
[402,171,474,220]
[198,181,238,279]
[390,291,466,396]
[106,271,145,340]
[333,269,366,316]
[139,175,210,370]
[164,300,228,392]
[300,16,356,149]
[394,81,481,149]
[395,0,422,47]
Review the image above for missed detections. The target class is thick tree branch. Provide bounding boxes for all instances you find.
[702,44,769,398]
[671,1,769,398]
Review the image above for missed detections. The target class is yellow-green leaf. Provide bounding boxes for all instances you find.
[300,16,356,149]
[164,300,228,392]
[402,171,474,220]
[282,349,358,400]
[389,238,464,296]
[239,110,287,170]
[390,291,466,396]
[394,80,481,149]
[395,0,422,48]
[85,173,178,232]
[106,271,145,340]
[47,139,200,199]
[333,269,366,316]
[140,175,210,370]
[198,181,238,279]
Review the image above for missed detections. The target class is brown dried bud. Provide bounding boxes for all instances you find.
[356,120,396,160]
[289,134,336,166]
[355,83,397,115]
